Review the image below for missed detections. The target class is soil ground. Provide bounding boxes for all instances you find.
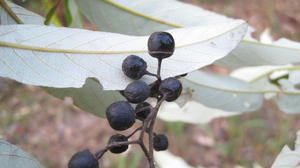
[1,0,300,168]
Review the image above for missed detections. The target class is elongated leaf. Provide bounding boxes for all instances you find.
[0,21,246,90]
[64,0,83,28]
[43,78,124,117]
[182,71,264,112]
[44,0,62,25]
[218,38,300,68]
[271,130,300,168]
[158,101,238,124]
[275,79,300,114]
[230,65,285,99]
[75,0,300,68]
[0,1,44,25]
[0,140,43,168]
[154,151,202,168]
[231,66,300,113]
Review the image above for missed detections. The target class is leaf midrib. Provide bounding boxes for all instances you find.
[103,0,300,52]
[184,78,300,95]
[0,22,246,54]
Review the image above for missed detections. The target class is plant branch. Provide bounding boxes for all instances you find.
[145,71,159,79]
[126,126,142,139]
[148,96,166,168]
[157,58,162,81]
[0,0,23,24]
[95,140,139,159]
[44,0,63,25]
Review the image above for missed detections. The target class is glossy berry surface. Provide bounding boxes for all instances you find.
[148,32,175,59]
[123,81,150,104]
[108,134,129,154]
[106,101,135,131]
[159,77,182,102]
[153,134,169,151]
[68,149,99,168]
[135,102,152,121]
[122,55,147,80]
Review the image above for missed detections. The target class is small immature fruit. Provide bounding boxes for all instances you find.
[106,101,135,131]
[159,77,182,102]
[68,149,99,168]
[108,134,129,154]
[148,32,175,59]
[123,81,150,104]
[135,102,152,121]
[153,134,169,151]
[122,55,147,80]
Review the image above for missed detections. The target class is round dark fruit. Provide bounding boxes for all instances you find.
[148,32,175,59]
[108,134,129,154]
[106,101,135,131]
[159,77,182,102]
[153,134,169,151]
[68,149,99,168]
[123,81,150,104]
[135,102,152,121]
[122,55,147,80]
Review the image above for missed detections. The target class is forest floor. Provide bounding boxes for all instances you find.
[1,0,300,168]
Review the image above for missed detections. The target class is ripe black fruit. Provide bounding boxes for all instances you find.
[106,101,135,131]
[68,149,99,168]
[123,81,150,104]
[122,55,147,80]
[135,102,152,121]
[108,134,129,154]
[148,32,175,59]
[153,134,169,151]
[159,77,182,102]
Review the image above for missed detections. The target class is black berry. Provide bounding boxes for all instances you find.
[122,55,147,80]
[106,101,135,131]
[153,134,169,151]
[123,81,150,104]
[135,102,152,121]
[68,149,99,168]
[108,134,129,154]
[159,77,182,102]
[148,32,175,59]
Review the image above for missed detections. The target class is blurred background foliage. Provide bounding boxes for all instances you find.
[1,0,300,168]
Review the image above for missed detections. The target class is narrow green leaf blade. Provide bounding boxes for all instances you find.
[0,140,44,168]
[75,0,300,67]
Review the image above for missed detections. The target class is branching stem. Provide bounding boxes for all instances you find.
[0,0,23,24]
[94,58,165,168]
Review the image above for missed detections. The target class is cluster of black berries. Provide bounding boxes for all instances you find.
[68,32,184,168]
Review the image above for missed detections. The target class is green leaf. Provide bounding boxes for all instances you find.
[182,71,264,112]
[64,0,72,25]
[44,78,124,117]
[0,140,44,168]
[0,21,246,90]
[231,65,300,113]
[0,0,44,25]
[41,0,62,26]
[275,79,300,114]
[158,101,238,124]
[44,0,62,25]
[75,0,300,68]
[64,0,83,28]
[271,130,300,168]
[154,151,200,168]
